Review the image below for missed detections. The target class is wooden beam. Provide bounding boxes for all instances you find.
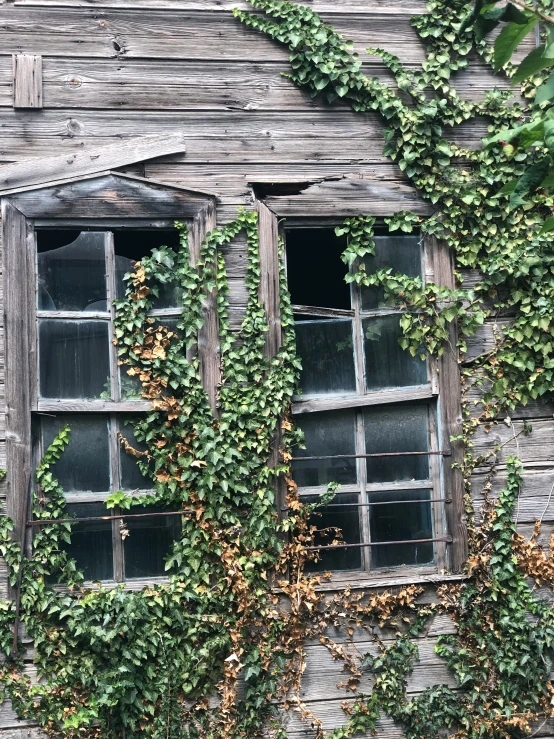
[2,201,33,553]
[12,54,42,109]
[0,133,187,192]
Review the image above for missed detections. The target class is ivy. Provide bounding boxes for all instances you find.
[1,0,554,737]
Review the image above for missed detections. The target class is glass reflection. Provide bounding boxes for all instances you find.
[295,316,356,397]
[293,409,357,488]
[363,315,427,391]
[303,493,362,572]
[361,234,422,311]
[37,232,107,312]
[39,320,110,399]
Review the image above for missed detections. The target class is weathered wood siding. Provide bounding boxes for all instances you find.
[0,1,548,737]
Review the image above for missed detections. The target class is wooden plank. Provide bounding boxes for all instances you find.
[13,0,429,11]
[0,110,491,165]
[258,202,281,360]
[472,418,554,469]
[189,201,220,414]
[0,133,187,191]
[265,179,430,217]
[292,385,435,415]
[2,201,31,553]
[470,469,554,525]
[9,173,210,219]
[3,60,511,112]
[12,54,42,109]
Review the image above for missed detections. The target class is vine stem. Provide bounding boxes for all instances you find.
[510,0,554,24]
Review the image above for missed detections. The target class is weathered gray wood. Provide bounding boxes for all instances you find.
[472,418,554,469]
[0,134,187,191]
[258,202,281,360]
[430,237,467,573]
[189,201,220,413]
[265,179,431,217]
[292,385,435,414]
[8,173,210,219]
[13,0,429,11]
[2,202,31,551]
[12,55,42,109]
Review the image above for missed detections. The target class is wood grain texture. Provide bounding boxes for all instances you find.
[12,54,42,109]
[0,134,187,191]
[189,200,220,413]
[2,202,31,551]
[8,173,209,219]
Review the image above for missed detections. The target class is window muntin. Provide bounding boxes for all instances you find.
[287,226,446,576]
[34,229,183,582]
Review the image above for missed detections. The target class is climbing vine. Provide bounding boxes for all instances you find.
[0,0,554,737]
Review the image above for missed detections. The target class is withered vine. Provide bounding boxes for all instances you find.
[0,0,554,737]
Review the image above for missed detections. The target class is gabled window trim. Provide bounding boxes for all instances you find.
[2,174,217,578]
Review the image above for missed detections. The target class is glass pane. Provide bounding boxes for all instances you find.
[39,320,110,399]
[292,409,357,488]
[303,493,362,572]
[369,489,434,569]
[286,228,351,310]
[41,414,110,493]
[114,230,183,308]
[363,315,427,390]
[119,421,152,491]
[361,234,422,311]
[295,316,356,397]
[123,506,181,578]
[37,232,107,312]
[64,503,114,581]
[364,403,430,483]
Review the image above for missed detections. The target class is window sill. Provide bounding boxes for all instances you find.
[274,568,466,593]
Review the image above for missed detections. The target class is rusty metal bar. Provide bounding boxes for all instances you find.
[282,497,451,511]
[307,536,452,551]
[292,450,451,462]
[26,509,195,527]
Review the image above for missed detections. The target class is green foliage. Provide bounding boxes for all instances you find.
[3,0,554,737]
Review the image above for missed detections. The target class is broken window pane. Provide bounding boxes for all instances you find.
[363,315,427,391]
[363,403,430,483]
[39,320,110,399]
[303,493,362,572]
[114,230,183,308]
[64,503,114,581]
[292,409,357,488]
[286,228,351,310]
[361,234,422,311]
[369,489,433,568]
[118,421,152,492]
[295,316,356,397]
[123,506,181,578]
[37,232,107,312]
[41,415,110,493]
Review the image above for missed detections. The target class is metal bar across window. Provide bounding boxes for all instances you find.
[283,497,451,511]
[291,450,451,461]
[307,536,452,551]
[27,510,194,527]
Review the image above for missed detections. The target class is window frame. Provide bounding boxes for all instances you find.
[2,174,217,588]
[257,204,467,584]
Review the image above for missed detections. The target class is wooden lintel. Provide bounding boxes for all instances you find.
[0,133,187,192]
[13,54,42,109]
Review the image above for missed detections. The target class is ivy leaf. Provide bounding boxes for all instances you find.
[540,216,554,234]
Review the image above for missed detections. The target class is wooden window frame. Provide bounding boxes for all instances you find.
[257,203,467,584]
[2,174,217,588]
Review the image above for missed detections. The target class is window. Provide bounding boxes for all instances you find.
[285,226,456,579]
[34,229,184,582]
[2,173,216,586]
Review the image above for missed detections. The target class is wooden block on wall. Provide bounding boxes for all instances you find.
[12,54,42,109]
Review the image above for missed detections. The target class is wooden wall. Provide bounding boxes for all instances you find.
[0,1,550,736]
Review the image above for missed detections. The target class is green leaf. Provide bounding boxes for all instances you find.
[509,157,551,208]
[511,45,554,85]
[535,70,554,104]
[493,17,538,71]
[540,216,554,234]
